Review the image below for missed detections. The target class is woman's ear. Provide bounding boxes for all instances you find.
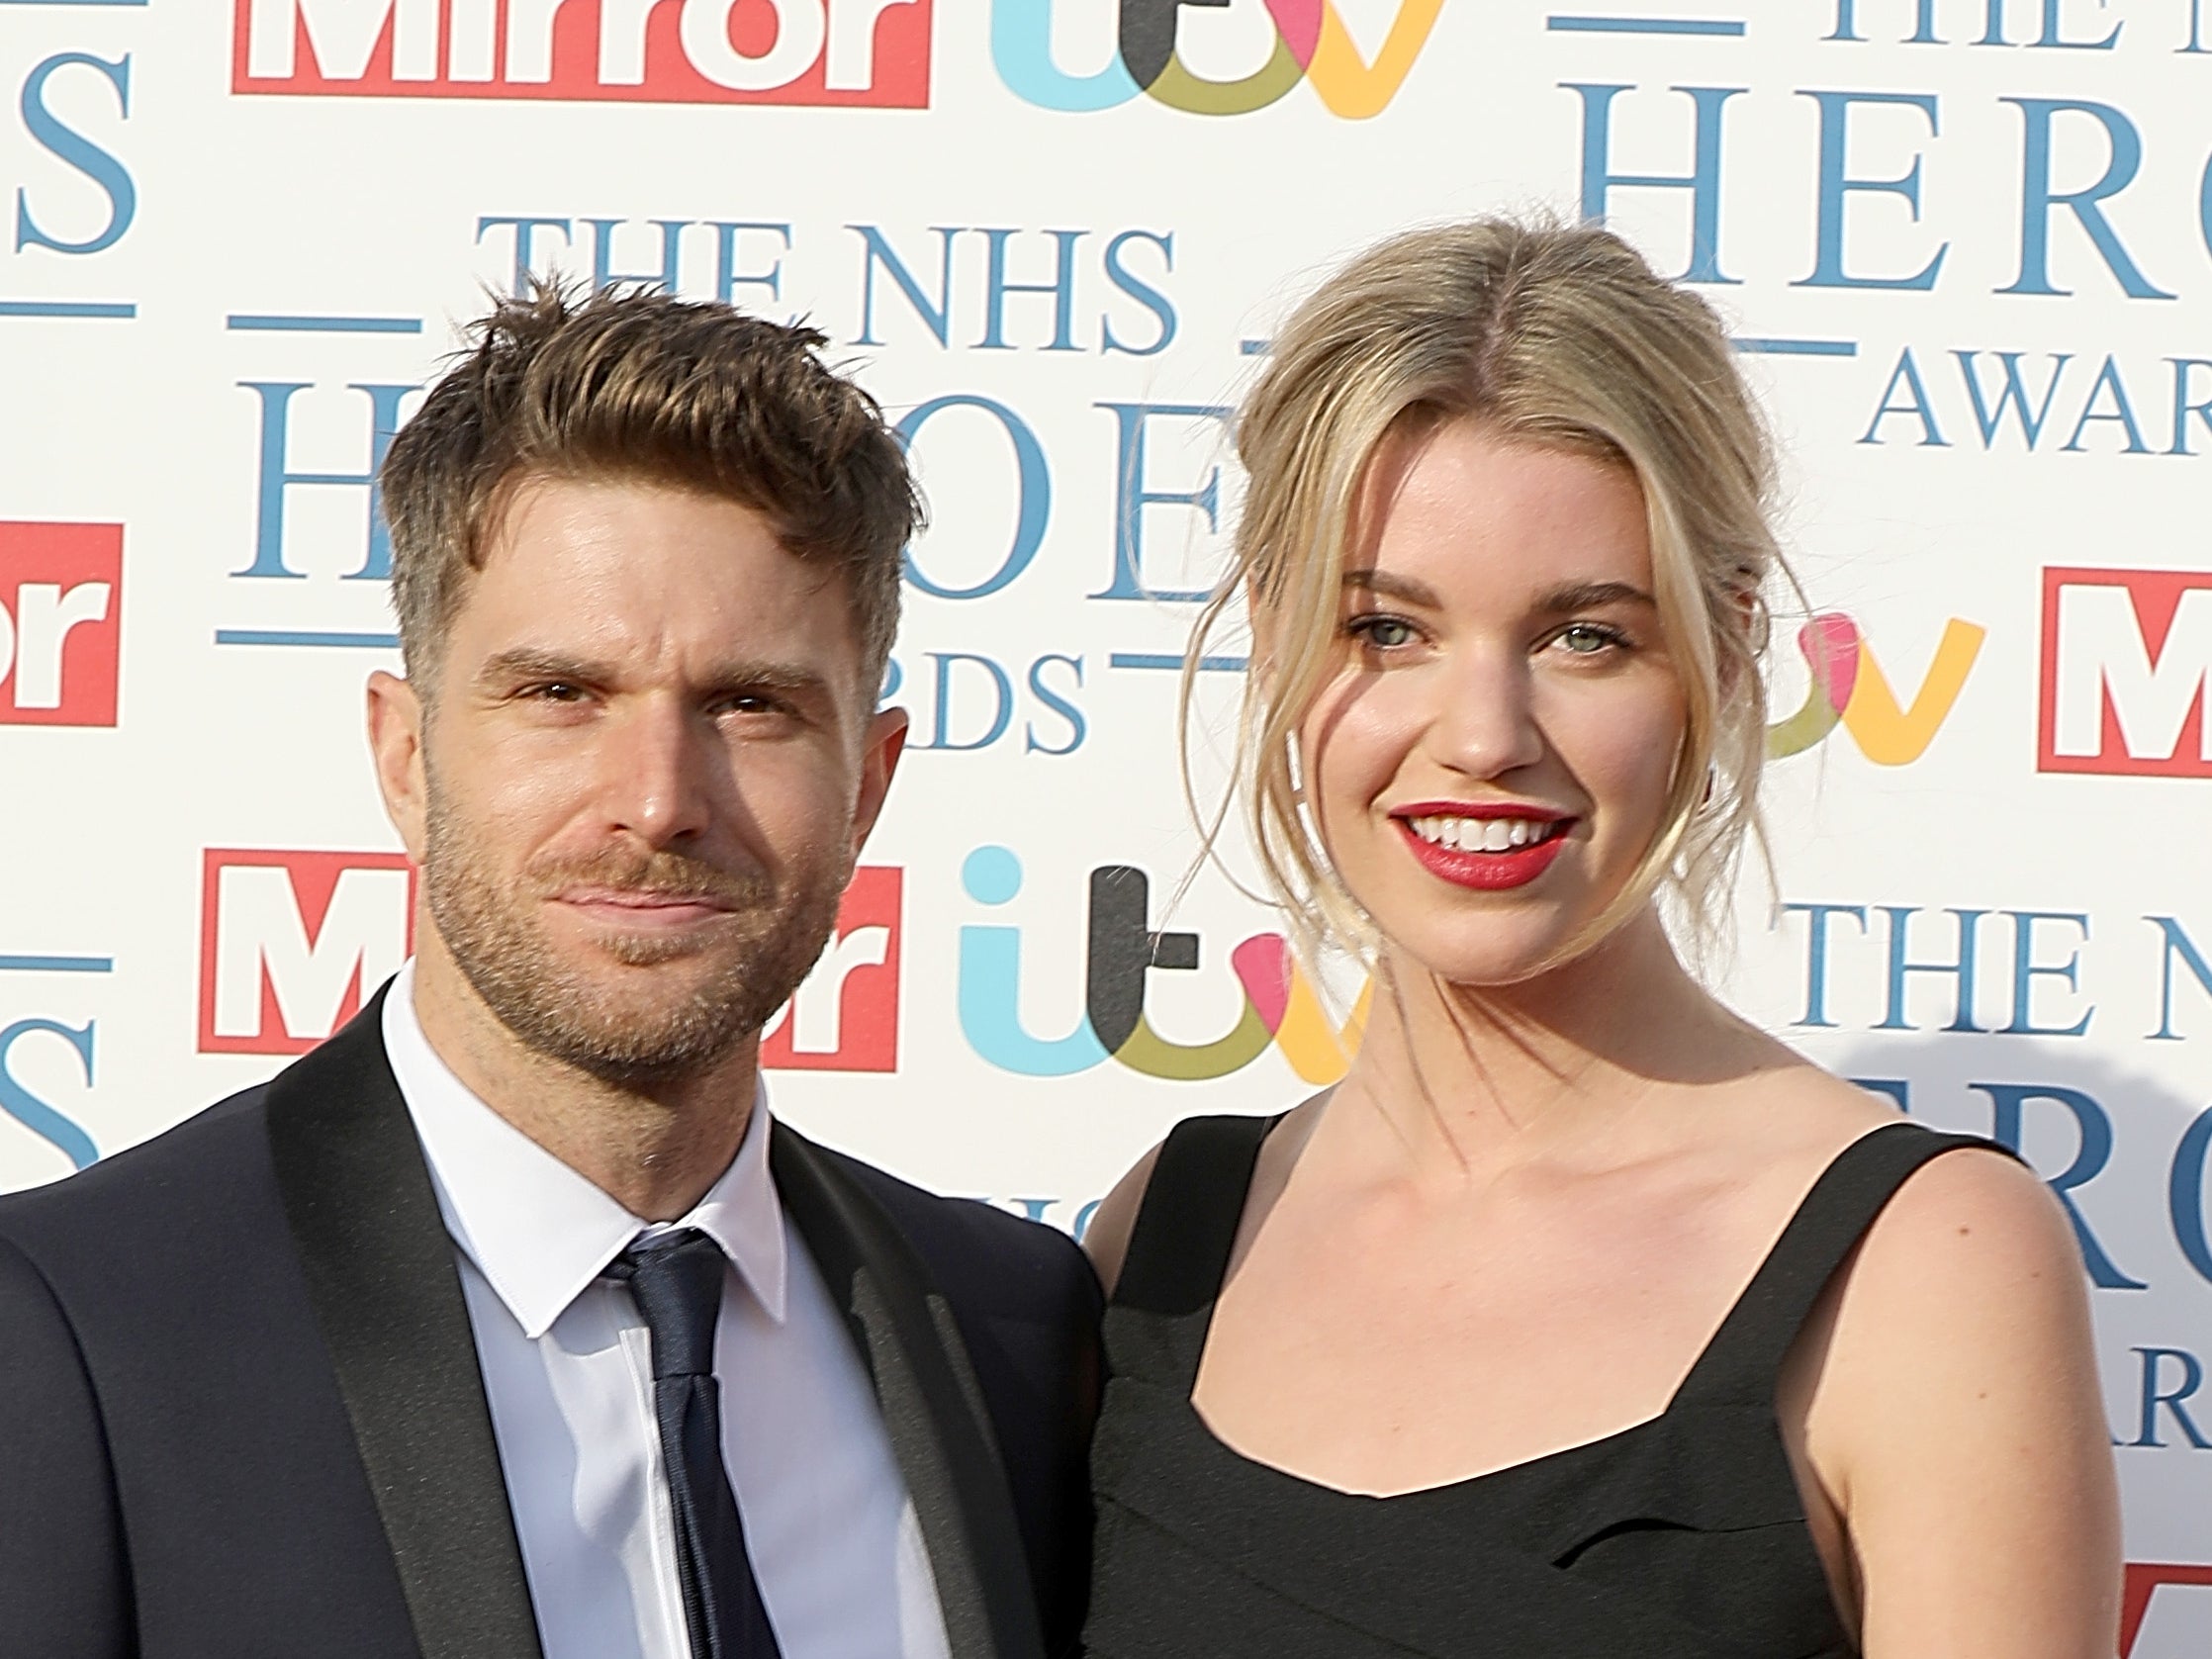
[1713,581,1766,698]
[1737,582,1771,653]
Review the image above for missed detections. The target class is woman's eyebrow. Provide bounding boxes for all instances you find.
[1533,580,1655,613]
[1341,569,1442,606]
[1341,573,1656,612]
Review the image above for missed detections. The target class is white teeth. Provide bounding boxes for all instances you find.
[1405,815,1557,851]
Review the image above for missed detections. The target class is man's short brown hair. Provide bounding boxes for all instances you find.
[382,283,919,695]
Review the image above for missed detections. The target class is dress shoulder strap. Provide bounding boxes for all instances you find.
[1673,1120,2012,1410]
[1111,1112,1275,1320]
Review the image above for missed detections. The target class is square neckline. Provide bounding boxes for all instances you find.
[1082,1111,1996,1659]
[1166,1116,1953,1504]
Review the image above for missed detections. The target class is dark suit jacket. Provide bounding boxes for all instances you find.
[0,991,1101,1659]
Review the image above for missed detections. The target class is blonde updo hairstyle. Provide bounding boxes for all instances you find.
[1188,216,1790,972]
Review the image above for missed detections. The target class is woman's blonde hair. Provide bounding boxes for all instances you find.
[1188,215,1790,973]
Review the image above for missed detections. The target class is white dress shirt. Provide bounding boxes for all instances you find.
[382,963,952,1659]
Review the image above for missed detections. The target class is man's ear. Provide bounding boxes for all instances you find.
[849,705,909,862]
[366,671,429,863]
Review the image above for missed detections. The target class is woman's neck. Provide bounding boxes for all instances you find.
[1330,911,1768,1182]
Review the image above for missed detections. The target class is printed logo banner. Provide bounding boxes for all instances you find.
[231,0,936,106]
[3,0,2209,1591]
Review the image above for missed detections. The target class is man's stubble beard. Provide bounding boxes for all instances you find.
[419,779,847,1089]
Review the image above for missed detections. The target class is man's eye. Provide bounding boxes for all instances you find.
[527,682,586,702]
[715,693,785,717]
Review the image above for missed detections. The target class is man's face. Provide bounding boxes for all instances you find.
[371,476,903,1085]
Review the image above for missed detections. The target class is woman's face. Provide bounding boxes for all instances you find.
[1296,419,1688,987]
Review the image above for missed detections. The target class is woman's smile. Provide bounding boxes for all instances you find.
[1391,804,1576,890]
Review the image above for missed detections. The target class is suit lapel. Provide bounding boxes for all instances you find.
[772,1124,1047,1659]
[264,989,545,1659]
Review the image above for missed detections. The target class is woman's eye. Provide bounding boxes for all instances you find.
[1552,623,1623,657]
[1351,615,1419,650]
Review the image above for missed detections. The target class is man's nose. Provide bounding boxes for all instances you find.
[598,696,717,848]
[1425,644,1546,782]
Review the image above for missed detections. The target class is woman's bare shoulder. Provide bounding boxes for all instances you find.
[1848,1133,2076,1308]
[1811,1117,2116,1651]
[1081,1143,1164,1297]
[1082,1095,1333,1295]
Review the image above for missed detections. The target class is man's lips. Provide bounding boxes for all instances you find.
[552,887,742,925]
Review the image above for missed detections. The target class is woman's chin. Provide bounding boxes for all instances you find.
[1381,929,1585,994]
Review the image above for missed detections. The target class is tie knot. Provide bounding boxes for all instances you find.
[609,1228,727,1379]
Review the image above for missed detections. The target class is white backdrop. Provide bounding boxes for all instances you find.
[2,0,2208,1642]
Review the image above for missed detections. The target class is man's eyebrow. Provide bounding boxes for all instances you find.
[476,648,614,687]
[695,661,836,700]
[1342,569,1442,607]
[475,649,835,699]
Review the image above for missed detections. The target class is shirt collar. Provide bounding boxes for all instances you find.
[381,960,788,1339]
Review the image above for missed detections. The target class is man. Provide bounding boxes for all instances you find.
[0,288,1099,1659]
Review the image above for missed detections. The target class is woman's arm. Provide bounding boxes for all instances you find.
[1813,1148,2121,1658]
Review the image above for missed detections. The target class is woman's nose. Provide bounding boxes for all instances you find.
[1423,645,1545,782]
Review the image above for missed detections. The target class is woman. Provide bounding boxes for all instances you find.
[1080,219,2119,1659]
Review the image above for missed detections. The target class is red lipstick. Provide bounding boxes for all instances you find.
[1391,804,1573,892]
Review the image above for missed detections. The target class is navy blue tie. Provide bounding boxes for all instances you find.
[607,1229,783,1659]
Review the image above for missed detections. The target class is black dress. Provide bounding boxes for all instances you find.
[1084,1115,1995,1659]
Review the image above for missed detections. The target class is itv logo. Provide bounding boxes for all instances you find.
[233,0,932,106]
[992,0,1445,119]
[2039,568,2212,777]
[958,845,1366,1083]
[0,521,122,728]
[1765,610,1984,767]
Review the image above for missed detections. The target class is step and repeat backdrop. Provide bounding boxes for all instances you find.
[2,0,2209,1637]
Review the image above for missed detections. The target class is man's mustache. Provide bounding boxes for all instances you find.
[526,849,773,908]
